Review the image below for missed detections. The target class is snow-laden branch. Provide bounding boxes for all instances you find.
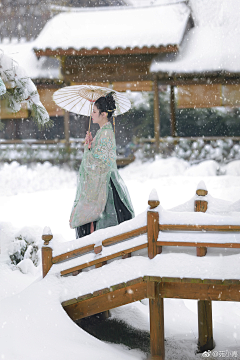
[0,50,52,129]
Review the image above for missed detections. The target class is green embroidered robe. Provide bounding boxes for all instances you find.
[70,122,134,230]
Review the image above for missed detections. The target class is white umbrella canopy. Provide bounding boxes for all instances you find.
[52,85,131,117]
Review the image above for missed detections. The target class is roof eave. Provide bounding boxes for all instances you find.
[34,45,179,58]
[154,71,240,85]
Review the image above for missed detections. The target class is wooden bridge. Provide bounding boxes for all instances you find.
[42,184,240,360]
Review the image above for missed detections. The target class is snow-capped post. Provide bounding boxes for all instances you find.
[42,227,53,278]
[195,181,208,257]
[148,189,160,259]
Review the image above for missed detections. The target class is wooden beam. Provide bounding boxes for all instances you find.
[52,244,95,264]
[159,224,240,232]
[102,226,147,247]
[34,45,179,58]
[63,280,147,321]
[198,300,214,352]
[149,282,165,360]
[157,281,240,302]
[153,79,160,151]
[156,241,240,249]
[60,243,147,276]
[170,85,176,137]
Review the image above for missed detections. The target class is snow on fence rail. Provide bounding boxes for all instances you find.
[41,181,240,278]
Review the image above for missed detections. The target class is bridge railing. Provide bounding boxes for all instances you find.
[42,181,240,278]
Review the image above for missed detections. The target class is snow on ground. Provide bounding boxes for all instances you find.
[0,158,240,359]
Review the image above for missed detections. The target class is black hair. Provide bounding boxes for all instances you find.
[94,93,116,119]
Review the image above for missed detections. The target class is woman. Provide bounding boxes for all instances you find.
[69,93,134,238]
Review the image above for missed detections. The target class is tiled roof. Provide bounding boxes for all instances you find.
[34,3,190,52]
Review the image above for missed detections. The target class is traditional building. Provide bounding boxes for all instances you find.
[0,0,192,149]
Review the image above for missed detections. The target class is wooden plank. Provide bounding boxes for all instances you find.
[222,84,240,107]
[158,282,240,301]
[110,282,126,292]
[112,81,153,92]
[60,243,147,276]
[149,283,165,359]
[102,226,147,247]
[61,298,78,307]
[63,281,147,321]
[92,288,110,297]
[159,224,240,232]
[157,241,240,248]
[126,277,143,287]
[52,244,95,264]
[177,84,222,108]
[144,276,162,283]
[198,300,214,352]
[148,211,159,259]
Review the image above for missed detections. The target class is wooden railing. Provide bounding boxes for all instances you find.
[41,182,240,358]
[42,183,240,278]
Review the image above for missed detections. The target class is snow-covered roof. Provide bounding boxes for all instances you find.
[150,0,240,75]
[0,42,60,80]
[34,3,191,53]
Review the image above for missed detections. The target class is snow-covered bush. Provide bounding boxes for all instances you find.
[8,234,40,267]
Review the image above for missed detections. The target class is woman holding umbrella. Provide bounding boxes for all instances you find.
[69,92,135,238]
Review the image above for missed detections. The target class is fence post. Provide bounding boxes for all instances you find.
[195,182,214,353]
[148,189,160,259]
[195,182,208,257]
[149,282,165,360]
[42,227,53,278]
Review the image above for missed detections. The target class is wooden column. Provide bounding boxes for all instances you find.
[153,79,160,152]
[198,300,213,352]
[194,185,213,353]
[148,199,160,259]
[42,231,53,278]
[170,85,176,137]
[194,187,208,257]
[149,282,165,360]
[64,110,70,149]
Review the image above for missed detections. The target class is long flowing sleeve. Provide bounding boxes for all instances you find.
[69,126,117,229]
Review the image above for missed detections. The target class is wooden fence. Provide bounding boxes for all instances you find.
[42,184,240,360]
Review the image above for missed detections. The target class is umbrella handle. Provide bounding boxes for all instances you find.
[88,102,93,133]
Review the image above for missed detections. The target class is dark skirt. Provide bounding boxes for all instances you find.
[75,178,132,239]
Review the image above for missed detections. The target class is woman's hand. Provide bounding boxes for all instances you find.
[85,131,93,149]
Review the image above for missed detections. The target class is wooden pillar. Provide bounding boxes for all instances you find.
[198,300,213,352]
[195,183,213,353]
[153,79,160,152]
[149,282,165,360]
[64,110,70,149]
[148,198,160,259]
[194,186,208,257]
[42,229,53,278]
[170,85,176,137]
